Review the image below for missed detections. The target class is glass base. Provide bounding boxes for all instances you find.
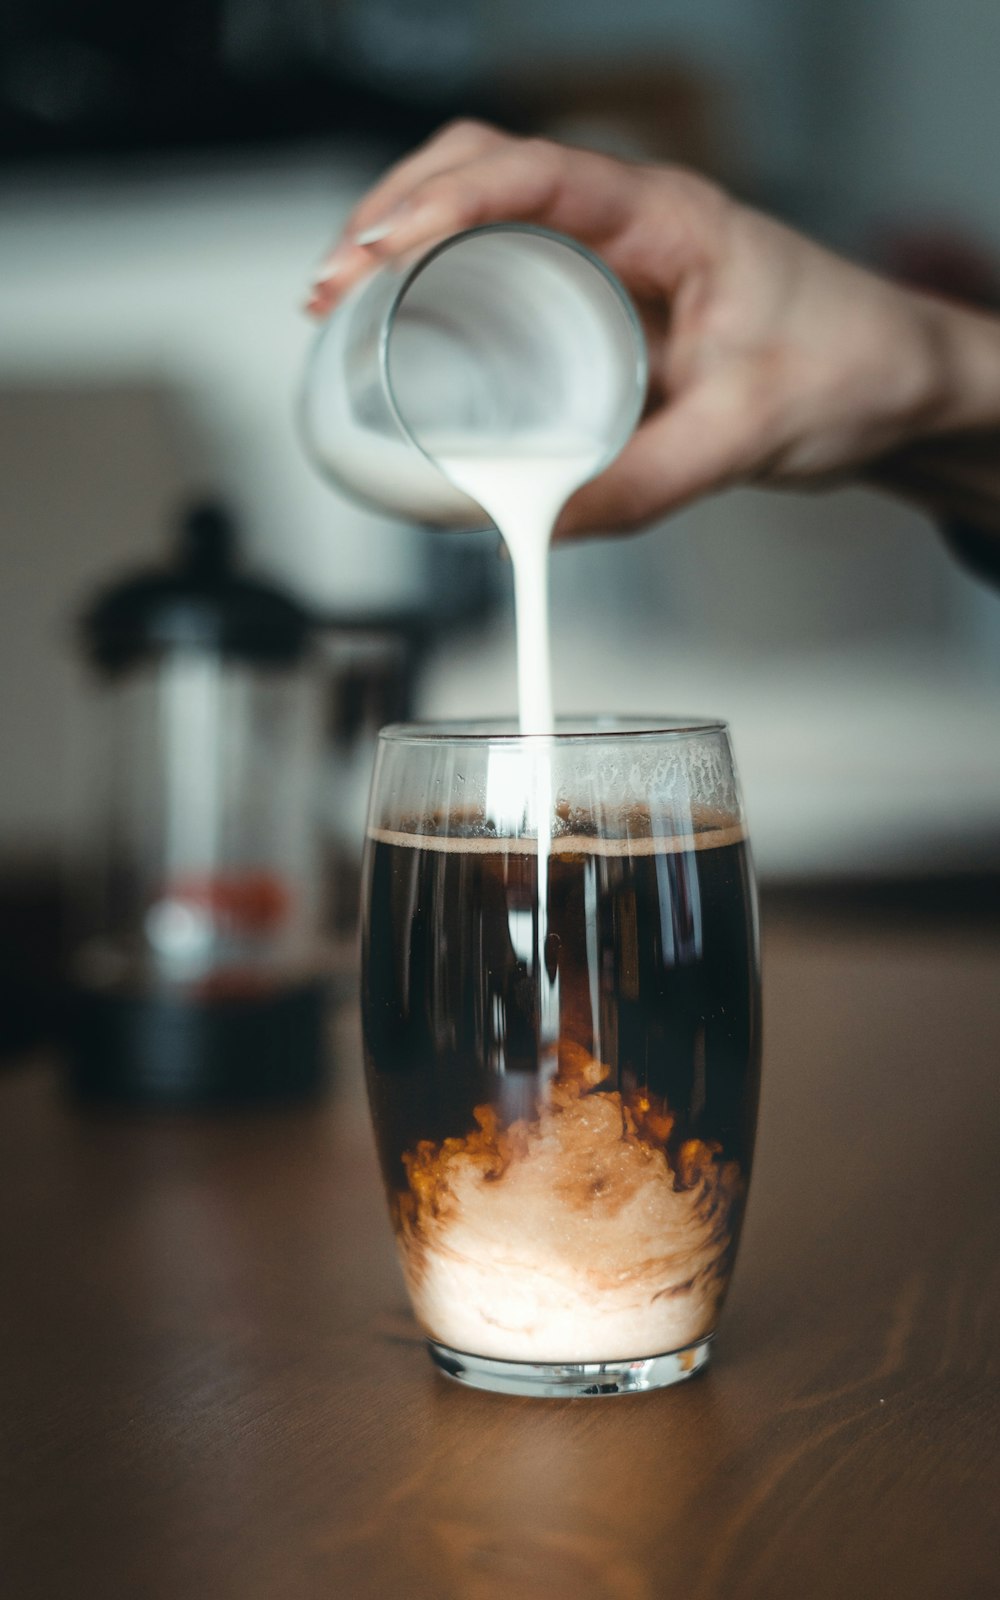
[427,1335,712,1397]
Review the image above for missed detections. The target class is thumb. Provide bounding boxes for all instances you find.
[554,395,751,540]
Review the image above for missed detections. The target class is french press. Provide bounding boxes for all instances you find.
[66,503,328,1105]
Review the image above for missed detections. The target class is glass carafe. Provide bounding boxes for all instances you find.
[66,505,329,1105]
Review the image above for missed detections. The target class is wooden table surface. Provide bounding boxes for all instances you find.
[2,905,998,1600]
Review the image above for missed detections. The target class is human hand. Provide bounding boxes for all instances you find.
[307,121,987,540]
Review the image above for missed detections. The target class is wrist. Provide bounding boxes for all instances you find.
[863,290,1000,536]
[906,290,1000,439]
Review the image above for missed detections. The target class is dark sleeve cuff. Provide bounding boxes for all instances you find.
[941,520,1000,590]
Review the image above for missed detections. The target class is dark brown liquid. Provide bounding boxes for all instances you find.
[362,822,761,1197]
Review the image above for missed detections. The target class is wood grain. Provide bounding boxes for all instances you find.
[1,909,998,1600]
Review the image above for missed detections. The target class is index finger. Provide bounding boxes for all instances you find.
[308,121,510,314]
[336,141,641,270]
[307,135,650,315]
[341,119,507,243]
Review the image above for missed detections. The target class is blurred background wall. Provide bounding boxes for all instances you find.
[2,0,999,894]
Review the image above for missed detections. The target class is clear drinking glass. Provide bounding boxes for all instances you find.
[361,719,761,1397]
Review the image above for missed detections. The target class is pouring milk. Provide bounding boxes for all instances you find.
[301,225,645,735]
[426,432,606,735]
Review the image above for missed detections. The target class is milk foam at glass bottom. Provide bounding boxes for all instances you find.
[361,719,761,1398]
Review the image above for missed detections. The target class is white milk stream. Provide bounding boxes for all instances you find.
[426,433,606,736]
[423,432,606,1068]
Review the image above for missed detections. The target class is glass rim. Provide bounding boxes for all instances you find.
[379,222,649,481]
[377,716,730,746]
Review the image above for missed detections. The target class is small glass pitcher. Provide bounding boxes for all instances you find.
[300,224,648,526]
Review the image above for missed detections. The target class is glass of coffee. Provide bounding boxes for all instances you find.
[361,719,761,1397]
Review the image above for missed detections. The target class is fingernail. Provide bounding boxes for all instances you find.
[313,250,350,285]
[354,218,399,247]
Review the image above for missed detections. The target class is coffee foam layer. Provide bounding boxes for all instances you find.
[367,821,746,856]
